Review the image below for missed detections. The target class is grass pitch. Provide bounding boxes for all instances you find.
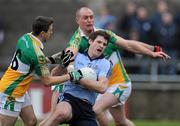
[15,120,180,126]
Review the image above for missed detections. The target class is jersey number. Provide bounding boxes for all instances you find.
[11,49,21,70]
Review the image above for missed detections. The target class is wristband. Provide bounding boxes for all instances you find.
[154,46,161,52]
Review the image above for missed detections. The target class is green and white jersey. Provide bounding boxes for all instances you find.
[67,28,130,85]
[0,33,49,98]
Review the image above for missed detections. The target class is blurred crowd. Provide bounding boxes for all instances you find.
[0,16,5,45]
[95,0,180,75]
[0,0,179,75]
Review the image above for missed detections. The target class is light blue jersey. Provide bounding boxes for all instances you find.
[63,51,112,105]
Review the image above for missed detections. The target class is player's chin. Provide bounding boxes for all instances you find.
[96,52,102,57]
[86,26,93,31]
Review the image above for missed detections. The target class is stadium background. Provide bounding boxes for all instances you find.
[0,0,180,125]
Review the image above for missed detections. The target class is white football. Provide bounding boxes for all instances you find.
[80,67,97,80]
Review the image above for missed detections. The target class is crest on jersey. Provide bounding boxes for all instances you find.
[38,55,46,64]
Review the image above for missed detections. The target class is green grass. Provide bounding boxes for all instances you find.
[134,120,180,126]
[15,120,180,126]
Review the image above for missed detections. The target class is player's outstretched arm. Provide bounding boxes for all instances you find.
[40,74,70,86]
[115,36,171,60]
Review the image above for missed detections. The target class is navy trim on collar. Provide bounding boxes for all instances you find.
[83,50,105,61]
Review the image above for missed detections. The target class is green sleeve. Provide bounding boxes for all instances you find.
[105,30,118,44]
[66,30,81,49]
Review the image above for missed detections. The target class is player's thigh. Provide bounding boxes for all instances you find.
[0,93,22,125]
[54,101,73,120]
[0,114,17,126]
[93,92,118,115]
[109,104,126,121]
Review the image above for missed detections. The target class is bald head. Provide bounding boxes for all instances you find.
[75,7,94,35]
[76,7,94,18]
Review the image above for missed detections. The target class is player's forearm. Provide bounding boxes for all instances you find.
[137,41,154,51]
[79,79,108,94]
[51,65,66,76]
[41,74,70,86]
[124,39,155,57]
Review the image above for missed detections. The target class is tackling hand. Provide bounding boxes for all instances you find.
[69,70,82,83]
[59,50,74,68]
[46,51,62,64]
[153,51,171,62]
[153,45,171,62]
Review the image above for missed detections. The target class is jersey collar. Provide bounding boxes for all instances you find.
[78,27,98,39]
[29,33,44,49]
[83,49,104,61]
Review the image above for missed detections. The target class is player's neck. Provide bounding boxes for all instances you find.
[84,30,93,37]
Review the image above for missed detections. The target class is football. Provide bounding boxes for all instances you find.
[80,67,97,80]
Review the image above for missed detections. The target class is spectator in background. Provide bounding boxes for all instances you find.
[151,0,169,34]
[132,7,154,74]
[117,2,137,39]
[116,2,137,59]
[132,7,153,44]
[95,6,117,32]
[0,16,5,45]
[174,10,180,57]
[156,12,178,74]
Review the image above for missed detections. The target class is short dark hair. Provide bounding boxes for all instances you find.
[32,16,54,36]
[89,30,110,42]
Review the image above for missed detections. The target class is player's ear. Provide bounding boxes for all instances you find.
[88,39,93,45]
[40,31,46,37]
[76,17,79,24]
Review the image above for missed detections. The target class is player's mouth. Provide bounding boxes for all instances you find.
[97,49,102,52]
[86,24,93,27]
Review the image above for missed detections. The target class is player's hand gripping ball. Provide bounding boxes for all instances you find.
[80,67,97,80]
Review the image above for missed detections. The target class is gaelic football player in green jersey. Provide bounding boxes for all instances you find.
[45,7,170,126]
[0,16,79,126]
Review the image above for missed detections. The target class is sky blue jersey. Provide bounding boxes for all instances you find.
[63,51,112,105]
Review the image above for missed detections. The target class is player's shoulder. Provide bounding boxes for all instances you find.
[101,57,111,65]
[76,52,86,59]
[72,29,81,38]
[69,29,82,42]
[17,33,33,49]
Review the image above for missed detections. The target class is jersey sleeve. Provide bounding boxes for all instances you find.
[32,49,50,77]
[23,44,50,77]
[105,30,118,44]
[66,30,82,50]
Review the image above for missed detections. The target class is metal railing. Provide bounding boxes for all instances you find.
[1,57,180,83]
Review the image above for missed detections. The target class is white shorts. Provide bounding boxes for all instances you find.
[0,92,32,117]
[106,82,132,106]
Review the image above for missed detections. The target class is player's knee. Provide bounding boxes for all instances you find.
[96,113,101,120]
[54,110,71,122]
[93,106,102,115]
[24,117,37,126]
